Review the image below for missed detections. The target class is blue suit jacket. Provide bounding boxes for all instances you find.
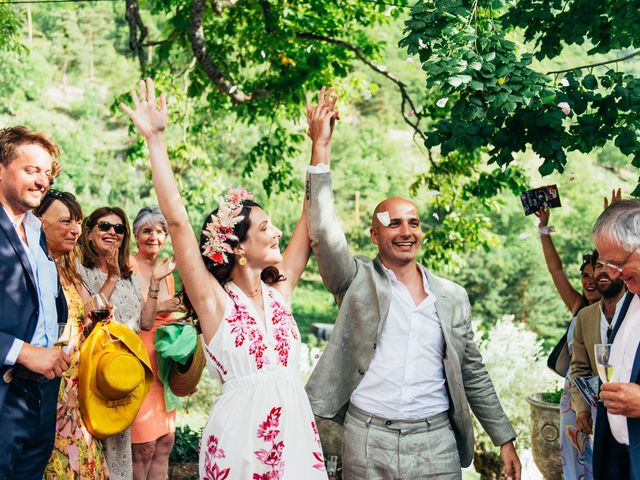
[593,292,640,480]
[0,207,67,412]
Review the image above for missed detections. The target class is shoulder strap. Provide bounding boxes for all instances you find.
[608,291,634,343]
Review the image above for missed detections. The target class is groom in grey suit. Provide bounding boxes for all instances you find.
[304,90,520,480]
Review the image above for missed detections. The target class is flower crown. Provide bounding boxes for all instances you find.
[202,187,254,265]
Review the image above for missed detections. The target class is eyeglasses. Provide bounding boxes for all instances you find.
[97,221,126,235]
[597,246,638,274]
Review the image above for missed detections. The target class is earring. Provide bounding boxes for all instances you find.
[238,254,247,266]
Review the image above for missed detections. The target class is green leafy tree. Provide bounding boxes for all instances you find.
[401,0,640,197]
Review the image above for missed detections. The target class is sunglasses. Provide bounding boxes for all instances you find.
[97,221,126,235]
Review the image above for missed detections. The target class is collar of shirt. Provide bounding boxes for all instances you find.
[599,294,626,341]
[382,263,435,307]
[1,204,42,245]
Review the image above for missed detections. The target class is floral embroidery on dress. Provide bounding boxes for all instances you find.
[253,407,285,479]
[226,289,268,369]
[310,420,325,471]
[268,289,299,367]
[203,435,230,480]
[205,346,229,376]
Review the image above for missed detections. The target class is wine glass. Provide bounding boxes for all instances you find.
[54,322,70,349]
[89,293,112,323]
[594,344,614,383]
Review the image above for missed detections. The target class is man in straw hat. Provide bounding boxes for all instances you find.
[304,89,520,480]
[0,126,70,478]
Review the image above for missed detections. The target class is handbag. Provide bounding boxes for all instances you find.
[547,329,570,377]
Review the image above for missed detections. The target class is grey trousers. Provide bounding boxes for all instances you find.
[342,404,462,480]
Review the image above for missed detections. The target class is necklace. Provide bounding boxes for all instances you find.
[241,283,262,298]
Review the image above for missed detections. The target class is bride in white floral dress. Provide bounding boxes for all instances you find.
[201,282,326,479]
[121,78,332,480]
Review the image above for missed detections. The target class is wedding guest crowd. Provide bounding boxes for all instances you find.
[28,78,640,480]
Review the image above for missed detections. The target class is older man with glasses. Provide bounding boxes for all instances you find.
[591,199,640,480]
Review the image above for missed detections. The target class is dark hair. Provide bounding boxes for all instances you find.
[575,249,598,314]
[33,189,83,287]
[79,206,133,280]
[0,125,60,167]
[182,200,285,321]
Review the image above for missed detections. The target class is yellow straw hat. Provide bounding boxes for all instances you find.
[79,321,153,440]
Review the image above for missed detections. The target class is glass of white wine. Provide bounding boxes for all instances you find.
[54,322,70,350]
[594,344,614,383]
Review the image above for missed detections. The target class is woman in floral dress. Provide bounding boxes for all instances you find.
[35,189,109,479]
[121,78,328,479]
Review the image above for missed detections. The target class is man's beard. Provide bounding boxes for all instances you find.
[597,277,625,299]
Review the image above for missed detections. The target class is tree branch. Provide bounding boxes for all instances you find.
[296,32,427,144]
[547,49,640,74]
[189,0,267,103]
[125,0,148,72]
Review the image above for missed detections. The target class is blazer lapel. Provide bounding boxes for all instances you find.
[427,271,454,348]
[372,257,392,337]
[0,207,37,293]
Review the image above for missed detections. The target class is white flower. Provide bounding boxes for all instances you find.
[436,97,448,108]
[406,57,414,64]
[557,102,571,115]
[560,77,569,87]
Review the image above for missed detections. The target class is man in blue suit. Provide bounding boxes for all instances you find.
[592,199,640,480]
[0,126,70,479]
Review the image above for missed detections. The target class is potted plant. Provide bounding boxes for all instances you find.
[169,425,200,480]
[526,389,563,480]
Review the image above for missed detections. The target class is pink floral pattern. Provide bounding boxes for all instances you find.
[311,420,325,471]
[268,290,299,367]
[203,435,231,480]
[226,289,269,369]
[253,407,286,479]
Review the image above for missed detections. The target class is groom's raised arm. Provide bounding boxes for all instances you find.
[305,88,356,295]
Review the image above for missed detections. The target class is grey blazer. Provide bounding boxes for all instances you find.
[304,172,516,467]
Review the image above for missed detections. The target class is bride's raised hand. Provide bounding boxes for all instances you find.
[120,77,167,139]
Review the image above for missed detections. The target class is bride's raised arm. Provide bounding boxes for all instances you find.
[120,78,227,343]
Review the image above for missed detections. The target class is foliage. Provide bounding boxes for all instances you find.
[170,425,201,463]
[0,5,22,51]
[541,388,563,405]
[401,0,640,197]
[473,315,561,450]
[397,0,640,266]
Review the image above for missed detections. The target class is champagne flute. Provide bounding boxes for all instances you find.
[54,322,70,349]
[594,344,614,383]
[89,293,112,323]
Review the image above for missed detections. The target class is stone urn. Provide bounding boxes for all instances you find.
[526,393,563,480]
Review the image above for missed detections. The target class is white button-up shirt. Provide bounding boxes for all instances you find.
[599,296,624,343]
[350,265,450,419]
[608,294,640,445]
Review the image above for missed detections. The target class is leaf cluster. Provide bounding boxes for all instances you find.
[401,0,640,194]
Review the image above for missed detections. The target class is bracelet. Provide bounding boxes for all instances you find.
[148,292,158,300]
[148,286,160,293]
[538,225,555,236]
